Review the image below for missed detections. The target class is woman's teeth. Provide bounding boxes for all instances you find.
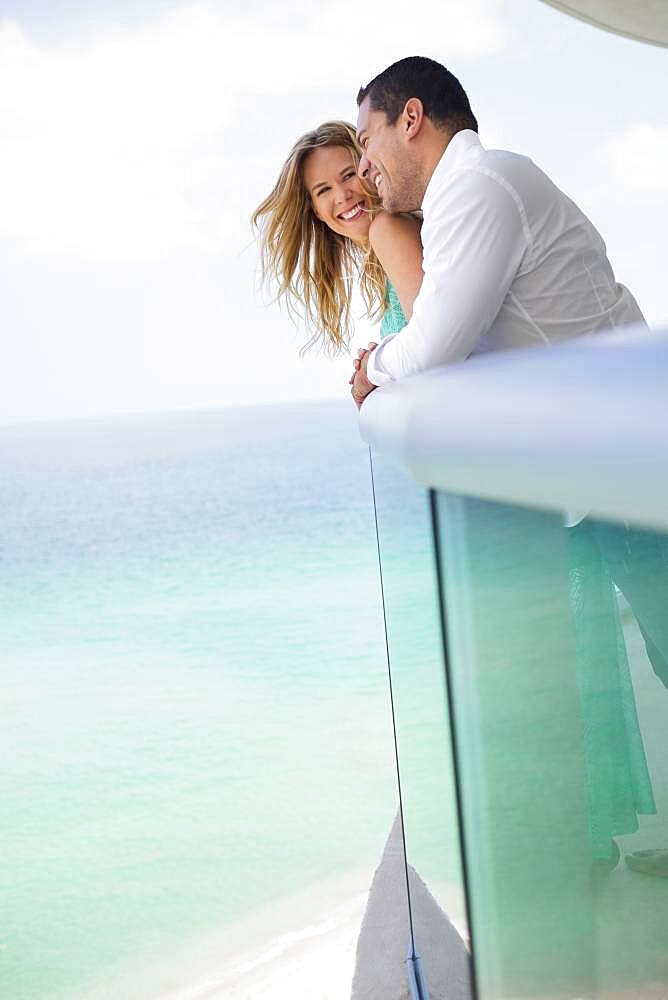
[340,202,363,221]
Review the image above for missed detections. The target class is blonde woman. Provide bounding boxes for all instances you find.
[252,121,423,368]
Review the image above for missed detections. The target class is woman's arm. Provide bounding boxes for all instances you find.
[368,212,423,320]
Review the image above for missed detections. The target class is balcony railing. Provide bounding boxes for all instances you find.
[358,323,668,999]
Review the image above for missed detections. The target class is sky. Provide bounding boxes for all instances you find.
[0,0,666,423]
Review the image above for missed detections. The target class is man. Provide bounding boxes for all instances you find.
[349,56,644,407]
[350,56,668,879]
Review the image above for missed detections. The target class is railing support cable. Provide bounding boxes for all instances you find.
[368,448,420,971]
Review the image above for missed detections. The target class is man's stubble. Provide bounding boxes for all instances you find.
[382,149,425,215]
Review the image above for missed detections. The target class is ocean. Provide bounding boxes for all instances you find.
[0,400,461,999]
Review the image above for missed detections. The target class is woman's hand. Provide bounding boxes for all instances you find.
[348,342,378,385]
[349,342,378,410]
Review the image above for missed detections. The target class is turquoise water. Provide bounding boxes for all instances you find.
[0,401,452,999]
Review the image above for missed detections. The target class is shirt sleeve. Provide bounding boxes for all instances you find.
[366,168,530,385]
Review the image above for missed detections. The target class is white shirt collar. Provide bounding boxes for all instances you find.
[422,129,483,212]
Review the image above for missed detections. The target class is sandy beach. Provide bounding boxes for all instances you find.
[166,891,367,1000]
[78,870,371,1000]
[156,870,370,1000]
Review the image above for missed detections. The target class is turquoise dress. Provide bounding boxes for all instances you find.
[568,524,656,859]
[380,281,407,338]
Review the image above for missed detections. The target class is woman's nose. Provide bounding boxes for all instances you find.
[334,180,353,204]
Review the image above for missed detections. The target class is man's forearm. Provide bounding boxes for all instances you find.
[365,303,474,384]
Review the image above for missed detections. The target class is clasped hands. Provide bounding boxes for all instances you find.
[349,341,378,410]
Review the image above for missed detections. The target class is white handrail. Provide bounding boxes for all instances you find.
[359,324,668,530]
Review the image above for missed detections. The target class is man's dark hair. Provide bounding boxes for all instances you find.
[357,56,478,134]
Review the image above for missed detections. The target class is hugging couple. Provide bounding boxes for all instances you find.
[254,56,668,891]
[253,55,645,402]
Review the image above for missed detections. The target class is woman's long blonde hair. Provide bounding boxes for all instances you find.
[252,121,385,354]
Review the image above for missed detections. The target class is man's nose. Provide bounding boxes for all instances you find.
[358,152,370,180]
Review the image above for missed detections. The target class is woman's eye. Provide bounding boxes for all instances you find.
[317,187,330,196]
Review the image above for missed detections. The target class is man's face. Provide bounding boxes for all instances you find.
[356,96,421,214]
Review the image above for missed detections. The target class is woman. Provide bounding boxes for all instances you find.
[252,122,474,988]
[252,120,423,355]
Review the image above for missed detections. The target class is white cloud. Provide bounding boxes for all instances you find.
[0,1,508,258]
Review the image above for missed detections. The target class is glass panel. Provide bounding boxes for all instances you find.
[434,493,668,999]
[370,451,473,999]
[0,404,409,1000]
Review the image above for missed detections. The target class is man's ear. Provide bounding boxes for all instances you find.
[402,98,425,140]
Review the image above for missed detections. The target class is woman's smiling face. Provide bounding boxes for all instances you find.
[303,145,371,244]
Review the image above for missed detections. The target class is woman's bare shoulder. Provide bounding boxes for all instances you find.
[368,210,422,248]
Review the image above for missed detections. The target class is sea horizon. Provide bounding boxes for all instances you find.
[0,391,351,432]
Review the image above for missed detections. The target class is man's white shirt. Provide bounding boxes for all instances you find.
[367,129,645,385]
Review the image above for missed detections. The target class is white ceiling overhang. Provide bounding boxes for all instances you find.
[540,0,668,46]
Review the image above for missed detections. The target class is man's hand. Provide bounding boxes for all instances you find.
[349,342,378,410]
